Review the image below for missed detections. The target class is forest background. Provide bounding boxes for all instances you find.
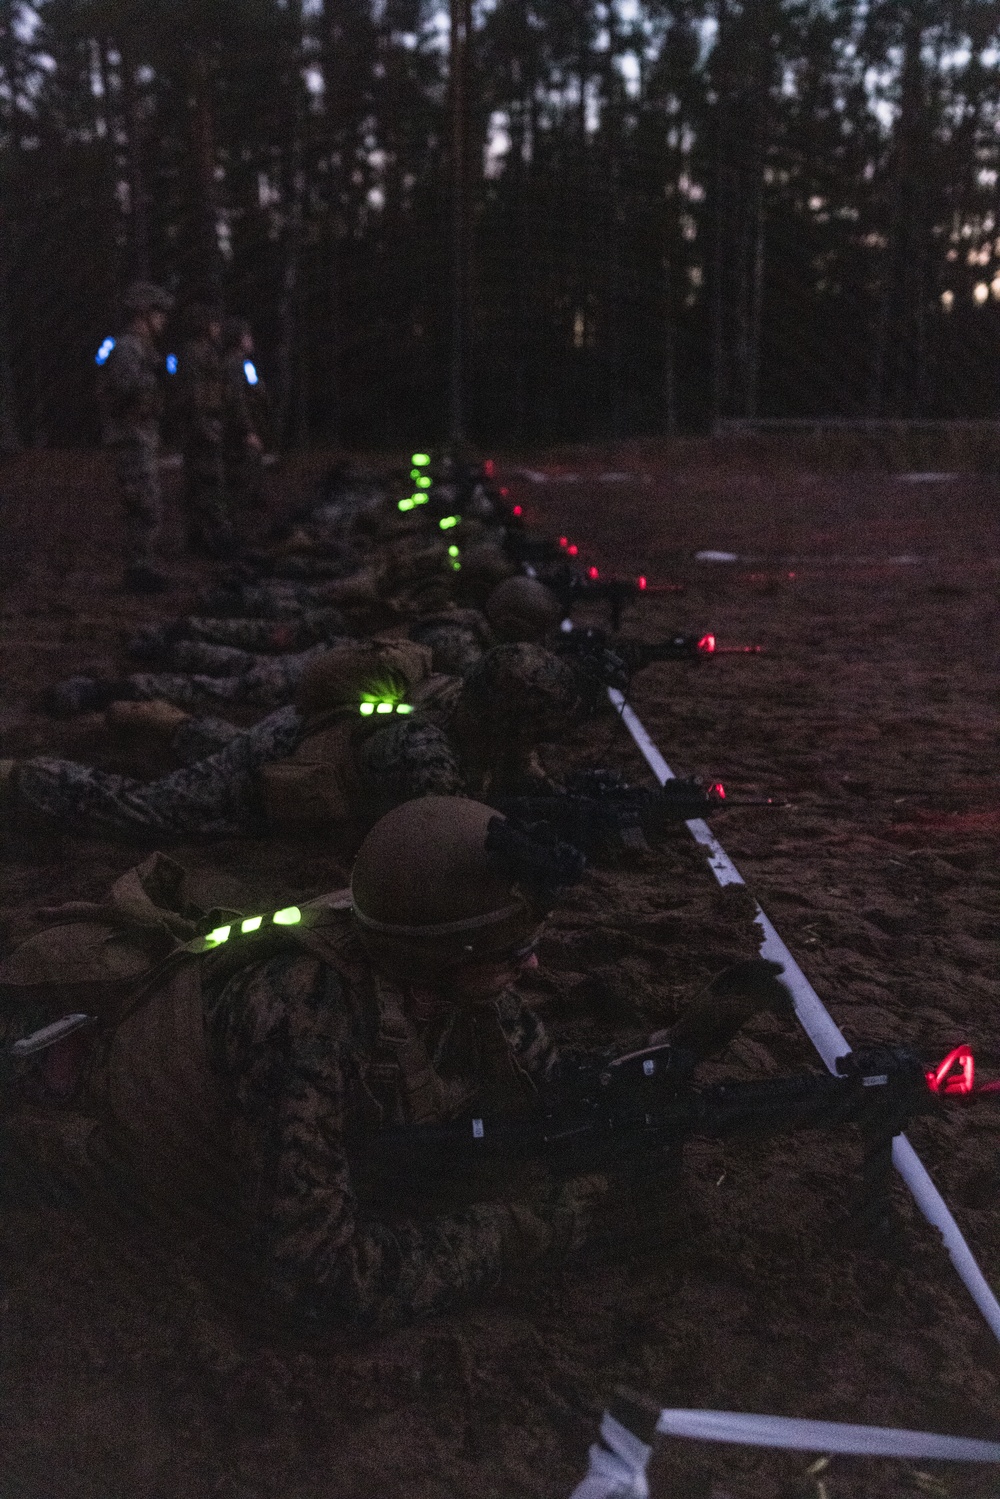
[1,0,999,451]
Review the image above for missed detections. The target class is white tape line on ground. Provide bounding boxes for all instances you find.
[606,688,1000,1347]
[570,1408,1000,1498]
[569,1415,651,1499]
[653,1408,1000,1461]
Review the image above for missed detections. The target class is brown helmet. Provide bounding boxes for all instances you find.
[294,638,432,722]
[455,542,517,602]
[350,796,581,982]
[485,576,562,642]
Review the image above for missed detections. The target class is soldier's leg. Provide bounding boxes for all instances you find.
[11,706,302,838]
[184,440,234,559]
[179,613,346,651]
[119,645,326,712]
[127,614,348,664]
[197,580,333,618]
[115,436,164,578]
[169,715,243,764]
[235,643,331,709]
[164,641,258,675]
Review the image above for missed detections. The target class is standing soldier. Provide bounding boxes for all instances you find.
[177,304,235,560]
[221,317,269,519]
[100,280,174,594]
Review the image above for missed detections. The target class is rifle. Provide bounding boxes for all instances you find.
[556,626,760,694]
[386,1010,997,1248]
[536,562,684,629]
[493,769,774,855]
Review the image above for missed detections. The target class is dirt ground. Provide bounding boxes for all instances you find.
[1,443,999,1499]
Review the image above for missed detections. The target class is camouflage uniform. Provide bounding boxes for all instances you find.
[16,648,576,838]
[129,610,347,661]
[408,609,494,677]
[178,334,234,556]
[11,705,302,837]
[9,707,461,839]
[222,345,268,513]
[100,330,164,571]
[199,579,348,620]
[0,903,590,1329]
[108,640,338,712]
[197,939,568,1326]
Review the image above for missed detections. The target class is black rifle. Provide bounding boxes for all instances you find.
[535,563,684,628]
[556,626,759,696]
[386,1026,995,1247]
[492,769,745,854]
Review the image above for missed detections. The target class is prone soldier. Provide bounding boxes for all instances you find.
[2,643,581,839]
[0,798,784,1329]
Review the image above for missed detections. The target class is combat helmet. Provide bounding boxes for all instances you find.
[295,637,433,722]
[350,796,584,982]
[455,542,517,603]
[122,281,174,316]
[485,576,562,642]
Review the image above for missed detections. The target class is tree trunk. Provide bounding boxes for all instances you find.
[120,41,150,279]
[448,0,472,444]
[189,47,221,297]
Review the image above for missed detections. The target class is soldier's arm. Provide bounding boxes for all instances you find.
[180,344,224,441]
[105,337,158,417]
[205,953,553,1329]
[224,355,256,439]
[496,988,621,1092]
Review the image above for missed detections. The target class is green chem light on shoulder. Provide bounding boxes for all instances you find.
[415,476,432,489]
[199,906,301,949]
[439,515,460,530]
[447,545,460,557]
[398,497,415,512]
[360,698,415,716]
[412,452,431,467]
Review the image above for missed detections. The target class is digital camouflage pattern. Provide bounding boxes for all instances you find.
[12,705,302,837]
[199,943,568,1327]
[17,642,584,837]
[353,716,463,814]
[199,579,347,619]
[408,610,493,676]
[178,335,234,556]
[99,330,164,569]
[115,641,333,711]
[11,703,464,839]
[129,611,347,661]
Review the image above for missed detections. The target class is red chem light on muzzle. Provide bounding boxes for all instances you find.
[925,1045,975,1096]
[697,634,716,654]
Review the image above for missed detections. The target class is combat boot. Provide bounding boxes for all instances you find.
[43,676,128,717]
[105,700,192,737]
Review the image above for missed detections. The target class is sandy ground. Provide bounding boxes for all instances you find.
[1,444,999,1499]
